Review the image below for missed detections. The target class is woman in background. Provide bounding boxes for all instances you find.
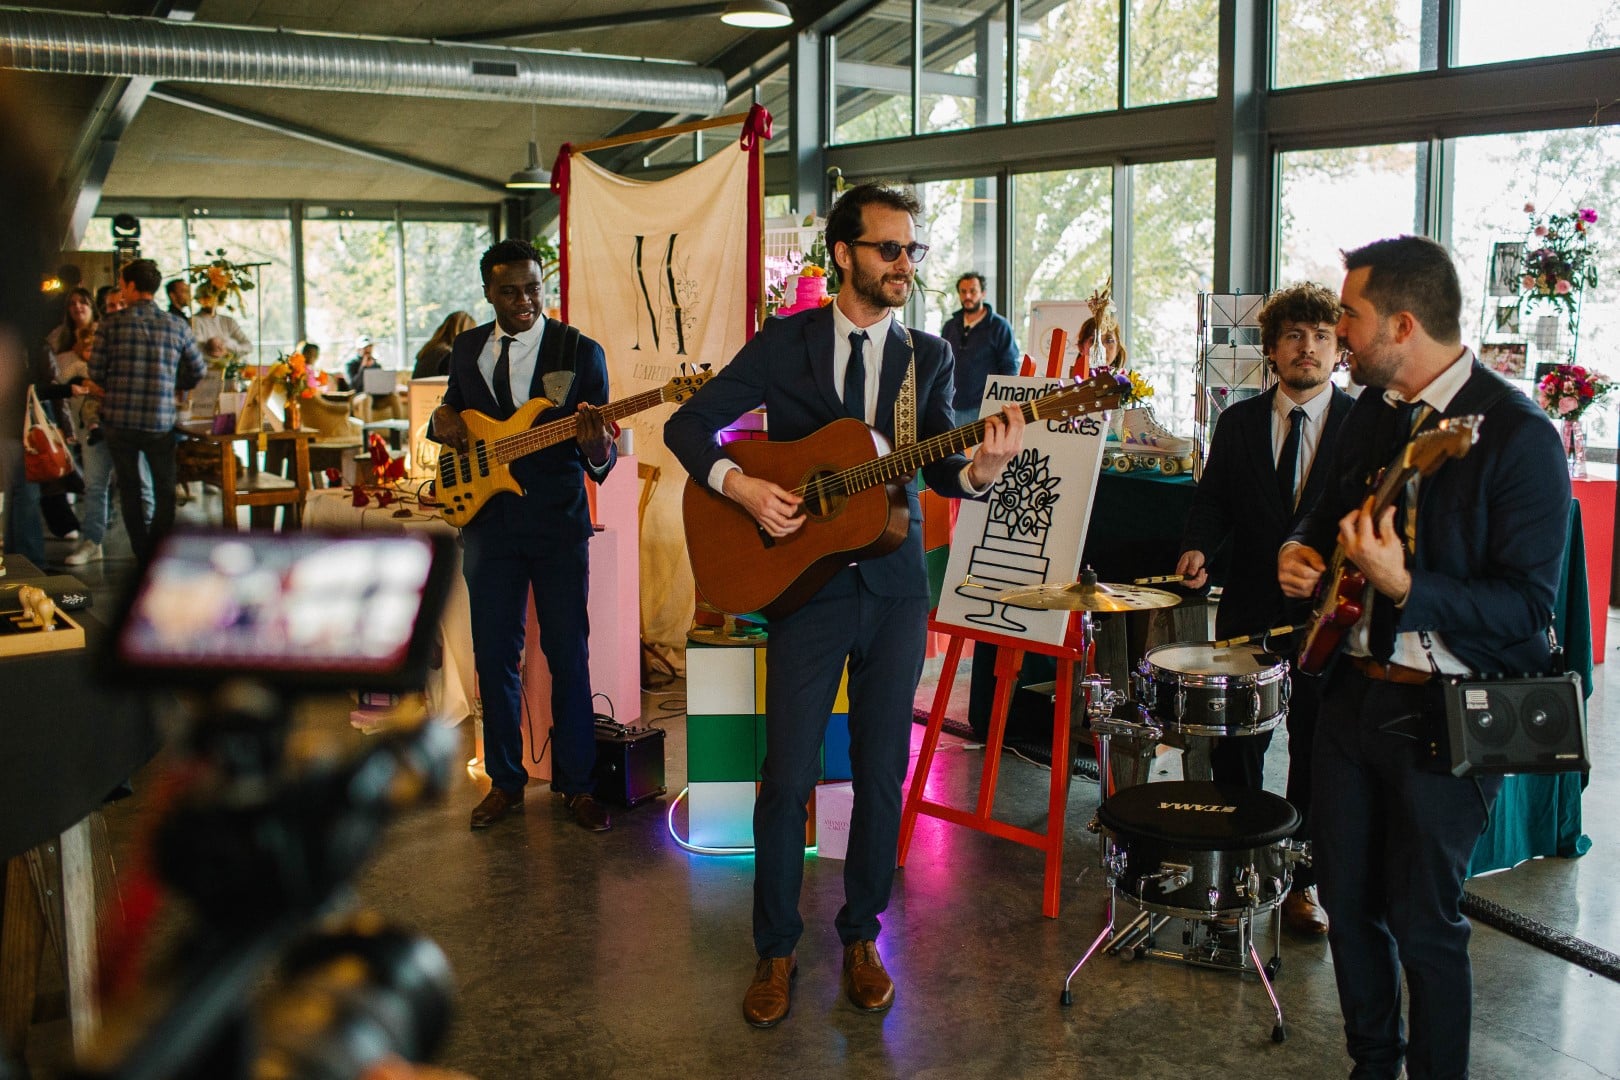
[46,287,95,356]
[412,311,475,380]
[1070,280,1127,377]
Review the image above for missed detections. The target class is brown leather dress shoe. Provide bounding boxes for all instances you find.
[742,954,796,1028]
[470,787,524,830]
[841,940,895,1013]
[564,793,612,832]
[1282,884,1330,936]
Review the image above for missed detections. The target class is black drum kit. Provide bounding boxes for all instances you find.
[996,571,1304,1044]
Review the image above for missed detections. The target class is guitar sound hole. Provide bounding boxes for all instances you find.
[800,468,846,521]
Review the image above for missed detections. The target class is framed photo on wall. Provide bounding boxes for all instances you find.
[1480,343,1528,379]
[1489,242,1525,297]
[1493,303,1521,335]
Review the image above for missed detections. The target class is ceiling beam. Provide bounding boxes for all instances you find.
[443,3,730,43]
[149,87,507,194]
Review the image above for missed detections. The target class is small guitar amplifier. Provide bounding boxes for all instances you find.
[593,721,667,808]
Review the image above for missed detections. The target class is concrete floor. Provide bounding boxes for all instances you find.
[18,516,1620,1079]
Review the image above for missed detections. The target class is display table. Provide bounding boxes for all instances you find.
[176,420,314,530]
[303,491,475,725]
[0,556,160,1058]
[1571,474,1613,658]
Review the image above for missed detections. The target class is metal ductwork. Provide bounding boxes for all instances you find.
[0,6,729,114]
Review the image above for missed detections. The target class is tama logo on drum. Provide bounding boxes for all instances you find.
[1158,802,1238,813]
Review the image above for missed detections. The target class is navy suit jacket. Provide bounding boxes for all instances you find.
[439,318,615,541]
[665,305,973,599]
[1181,384,1354,642]
[1289,361,1570,675]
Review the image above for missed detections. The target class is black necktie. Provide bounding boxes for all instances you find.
[844,331,868,421]
[1277,405,1305,509]
[493,334,517,415]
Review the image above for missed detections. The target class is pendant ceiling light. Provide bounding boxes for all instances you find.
[506,140,550,190]
[719,1,793,29]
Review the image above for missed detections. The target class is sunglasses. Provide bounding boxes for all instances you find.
[846,239,931,264]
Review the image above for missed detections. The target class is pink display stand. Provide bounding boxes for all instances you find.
[519,455,643,781]
[775,274,828,317]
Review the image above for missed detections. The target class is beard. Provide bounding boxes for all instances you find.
[1347,324,1399,388]
[961,297,982,314]
[849,257,912,310]
[1276,358,1329,393]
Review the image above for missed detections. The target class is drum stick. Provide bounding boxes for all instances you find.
[1212,624,1297,650]
[1132,574,1187,585]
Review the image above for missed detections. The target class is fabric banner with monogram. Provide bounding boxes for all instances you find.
[557,113,766,657]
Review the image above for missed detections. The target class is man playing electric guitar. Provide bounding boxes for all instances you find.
[665,183,1025,1029]
[1277,236,1569,1080]
[432,238,617,834]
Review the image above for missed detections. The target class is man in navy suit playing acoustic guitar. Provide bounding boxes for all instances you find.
[433,238,617,834]
[1279,236,1569,1079]
[666,184,1025,1028]
[1176,282,1354,938]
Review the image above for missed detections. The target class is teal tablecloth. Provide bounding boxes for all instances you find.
[1468,500,1593,875]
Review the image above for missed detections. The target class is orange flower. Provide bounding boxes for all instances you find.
[208,266,228,290]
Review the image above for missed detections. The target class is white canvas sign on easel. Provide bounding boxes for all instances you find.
[934,373,1109,647]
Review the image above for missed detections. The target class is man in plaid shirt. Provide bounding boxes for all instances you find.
[90,258,205,561]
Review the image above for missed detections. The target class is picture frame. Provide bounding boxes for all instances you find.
[1489,242,1525,297]
[1480,343,1528,380]
[1493,302,1521,335]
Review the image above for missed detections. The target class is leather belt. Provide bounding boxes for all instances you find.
[1348,655,1434,686]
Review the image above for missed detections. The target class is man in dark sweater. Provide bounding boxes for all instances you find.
[940,271,1020,427]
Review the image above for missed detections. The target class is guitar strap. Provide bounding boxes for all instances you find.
[537,318,582,404]
[893,324,917,448]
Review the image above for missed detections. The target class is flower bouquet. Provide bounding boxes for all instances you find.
[1536,363,1612,478]
[1518,203,1600,334]
[187,248,257,313]
[1118,369,1155,408]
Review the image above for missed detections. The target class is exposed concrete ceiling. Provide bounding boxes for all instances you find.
[5,0,773,211]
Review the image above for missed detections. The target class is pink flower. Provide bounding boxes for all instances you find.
[1556,279,1572,295]
[1524,202,1537,213]
[1559,396,1579,416]
[1579,208,1598,224]
[1522,275,1536,289]
[1535,225,1548,237]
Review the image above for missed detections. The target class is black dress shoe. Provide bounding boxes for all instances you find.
[470,787,524,829]
[564,793,612,832]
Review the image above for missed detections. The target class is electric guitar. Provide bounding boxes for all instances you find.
[1295,416,1482,674]
[435,372,712,526]
[682,371,1126,618]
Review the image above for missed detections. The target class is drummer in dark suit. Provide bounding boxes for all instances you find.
[1176,282,1353,936]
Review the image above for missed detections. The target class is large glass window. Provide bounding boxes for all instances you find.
[1127,0,1218,106]
[1449,126,1620,446]
[1276,143,1421,288]
[920,0,1007,133]
[403,220,495,362]
[833,8,914,143]
[303,217,402,375]
[1455,0,1620,66]
[911,177,1003,335]
[87,214,189,294]
[1272,0,1426,88]
[1017,0,1119,121]
[1129,158,1215,435]
[1010,166,1113,352]
[186,215,297,363]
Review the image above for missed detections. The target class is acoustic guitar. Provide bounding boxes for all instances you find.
[683,370,1125,618]
[435,372,713,526]
[1295,415,1481,674]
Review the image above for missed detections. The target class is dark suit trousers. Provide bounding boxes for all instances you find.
[1312,667,1500,1080]
[462,501,597,798]
[1210,661,1322,887]
[754,568,927,958]
[105,426,177,562]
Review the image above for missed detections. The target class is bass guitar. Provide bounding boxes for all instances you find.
[1295,416,1481,674]
[683,371,1125,618]
[435,372,713,526]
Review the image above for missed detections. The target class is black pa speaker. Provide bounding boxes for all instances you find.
[1434,672,1589,777]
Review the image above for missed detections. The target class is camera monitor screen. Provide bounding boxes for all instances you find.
[110,529,453,690]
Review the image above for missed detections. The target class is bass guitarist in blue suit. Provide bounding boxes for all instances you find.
[433,239,617,834]
[1279,236,1569,1079]
[666,184,1025,1028]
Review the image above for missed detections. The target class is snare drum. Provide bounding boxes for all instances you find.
[1096,780,1299,918]
[1132,643,1289,736]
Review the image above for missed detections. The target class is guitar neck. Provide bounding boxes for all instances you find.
[831,396,1059,494]
[1323,460,1417,581]
[490,387,666,463]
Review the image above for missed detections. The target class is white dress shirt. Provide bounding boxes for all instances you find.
[1344,348,1475,673]
[475,320,545,408]
[1272,383,1335,504]
[191,311,254,357]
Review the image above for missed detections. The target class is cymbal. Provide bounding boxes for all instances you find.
[997,579,1180,612]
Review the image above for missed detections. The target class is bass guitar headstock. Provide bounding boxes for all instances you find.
[662,369,715,405]
[1401,415,1481,478]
